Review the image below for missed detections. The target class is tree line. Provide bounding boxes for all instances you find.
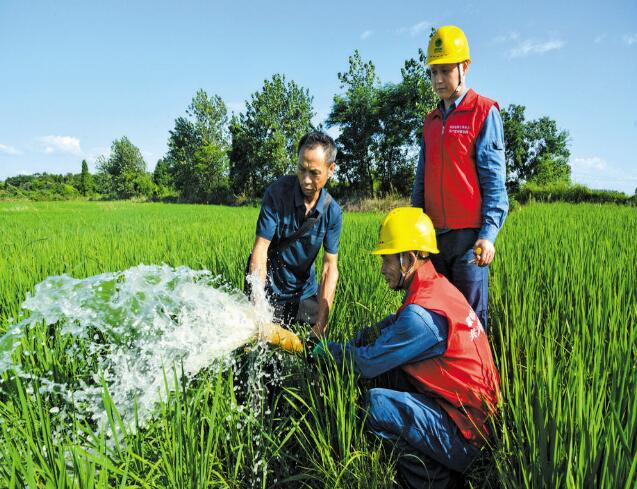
[2,49,589,203]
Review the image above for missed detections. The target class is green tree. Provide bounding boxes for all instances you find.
[97,137,152,199]
[328,50,436,197]
[152,158,173,188]
[229,74,314,197]
[79,159,92,196]
[166,89,230,202]
[374,50,437,196]
[398,48,438,134]
[501,104,571,191]
[92,169,112,196]
[525,117,571,185]
[327,50,380,197]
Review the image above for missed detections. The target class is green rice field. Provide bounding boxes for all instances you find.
[0,200,635,488]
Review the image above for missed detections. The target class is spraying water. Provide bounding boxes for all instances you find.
[0,264,275,441]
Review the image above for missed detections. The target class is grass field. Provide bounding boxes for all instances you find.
[0,200,636,488]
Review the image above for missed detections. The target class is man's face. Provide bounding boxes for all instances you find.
[380,254,403,290]
[297,145,334,200]
[430,63,463,100]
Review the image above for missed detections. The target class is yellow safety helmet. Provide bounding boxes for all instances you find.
[371,207,439,255]
[427,25,471,65]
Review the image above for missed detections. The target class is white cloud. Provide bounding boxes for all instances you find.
[506,38,565,59]
[571,156,607,171]
[491,32,519,44]
[397,20,432,38]
[38,135,82,155]
[360,30,373,40]
[623,33,637,45]
[594,34,607,44]
[0,144,20,155]
[409,21,431,38]
[570,156,637,193]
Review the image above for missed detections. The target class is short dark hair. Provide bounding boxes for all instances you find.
[297,131,337,164]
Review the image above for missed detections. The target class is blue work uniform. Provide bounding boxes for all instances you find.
[326,304,480,489]
[255,176,342,323]
[411,90,508,331]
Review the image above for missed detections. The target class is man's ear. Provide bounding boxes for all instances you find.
[400,251,418,272]
[407,251,419,269]
[328,162,335,179]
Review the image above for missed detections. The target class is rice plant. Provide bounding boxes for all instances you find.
[0,200,635,488]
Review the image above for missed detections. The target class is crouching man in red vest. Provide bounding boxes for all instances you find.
[314,207,500,488]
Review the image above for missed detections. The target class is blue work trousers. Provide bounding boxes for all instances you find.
[366,387,479,489]
[431,229,489,331]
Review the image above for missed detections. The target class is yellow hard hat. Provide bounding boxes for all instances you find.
[371,207,439,255]
[427,25,471,65]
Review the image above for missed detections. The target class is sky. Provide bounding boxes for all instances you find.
[1,0,636,193]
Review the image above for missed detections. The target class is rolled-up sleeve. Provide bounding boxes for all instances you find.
[255,188,278,240]
[323,205,343,254]
[411,141,425,209]
[476,106,509,243]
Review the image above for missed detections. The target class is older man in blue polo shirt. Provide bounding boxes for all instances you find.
[247,131,342,338]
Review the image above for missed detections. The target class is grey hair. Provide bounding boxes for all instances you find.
[297,131,337,164]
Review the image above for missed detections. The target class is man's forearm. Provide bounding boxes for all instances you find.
[249,252,267,285]
[314,265,338,334]
[248,236,271,290]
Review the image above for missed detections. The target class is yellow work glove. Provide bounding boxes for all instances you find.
[258,322,304,353]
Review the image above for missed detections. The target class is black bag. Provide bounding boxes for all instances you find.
[243,194,332,298]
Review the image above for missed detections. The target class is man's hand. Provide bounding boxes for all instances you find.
[473,239,495,266]
[311,340,330,360]
[310,323,326,339]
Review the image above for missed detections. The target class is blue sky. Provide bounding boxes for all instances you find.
[1,0,636,193]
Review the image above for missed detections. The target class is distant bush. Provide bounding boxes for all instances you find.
[339,194,410,213]
[516,182,635,206]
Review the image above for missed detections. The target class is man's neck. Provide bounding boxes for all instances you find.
[304,192,320,214]
[402,260,426,290]
[443,86,466,112]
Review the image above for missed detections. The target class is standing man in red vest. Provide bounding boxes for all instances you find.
[411,25,508,332]
[313,208,500,488]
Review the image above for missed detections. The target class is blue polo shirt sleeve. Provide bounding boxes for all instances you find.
[323,204,343,254]
[255,187,278,241]
[411,141,425,209]
[327,304,448,379]
[475,106,509,243]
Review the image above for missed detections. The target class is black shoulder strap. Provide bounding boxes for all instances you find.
[270,193,333,255]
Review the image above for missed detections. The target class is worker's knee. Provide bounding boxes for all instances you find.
[365,388,401,436]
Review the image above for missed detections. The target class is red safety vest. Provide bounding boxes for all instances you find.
[423,89,499,229]
[399,261,500,444]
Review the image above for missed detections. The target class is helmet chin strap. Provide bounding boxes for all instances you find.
[451,62,464,98]
[396,253,411,290]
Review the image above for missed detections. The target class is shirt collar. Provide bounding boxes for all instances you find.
[293,180,327,214]
[294,180,305,207]
[438,88,469,115]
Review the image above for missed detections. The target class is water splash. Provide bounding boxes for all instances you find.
[0,264,274,438]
